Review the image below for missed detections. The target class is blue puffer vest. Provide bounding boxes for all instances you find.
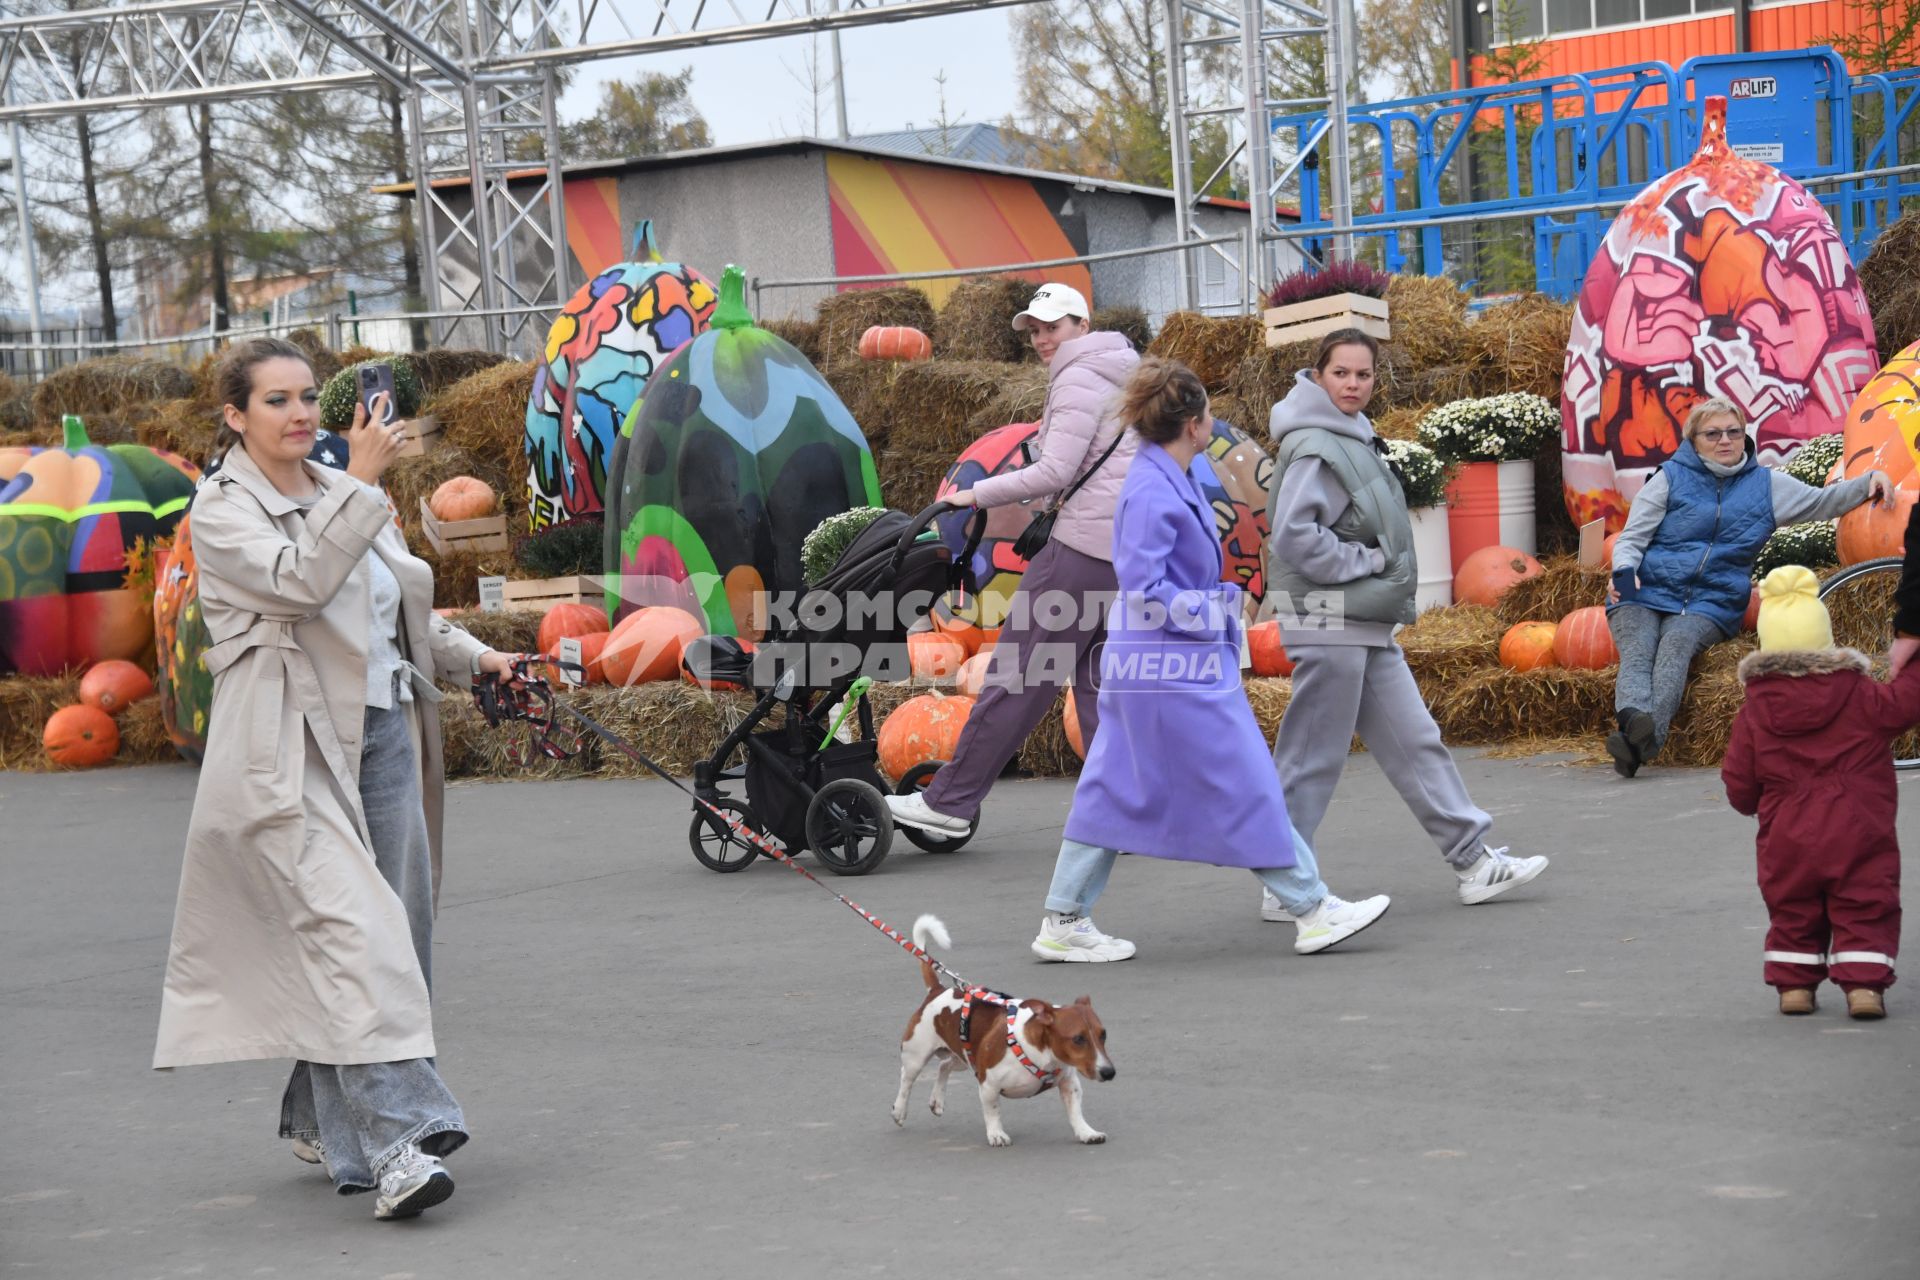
[1618,439,1774,635]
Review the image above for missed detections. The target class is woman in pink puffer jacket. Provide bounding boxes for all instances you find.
[887,282,1140,838]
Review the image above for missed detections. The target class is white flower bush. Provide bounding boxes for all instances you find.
[1782,433,1843,487]
[1384,439,1449,508]
[802,506,888,584]
[1416,392,1559,464]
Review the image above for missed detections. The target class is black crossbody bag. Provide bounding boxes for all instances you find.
[1010,429,1126,561]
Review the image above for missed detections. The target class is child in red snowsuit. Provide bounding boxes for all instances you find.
[1723,565,1918,1019]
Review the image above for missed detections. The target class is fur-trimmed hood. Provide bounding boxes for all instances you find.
[1735,647,1873,740]
[1736,648,1872,683]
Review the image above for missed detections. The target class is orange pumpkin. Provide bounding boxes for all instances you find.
[600,606,704,685]
[955,650,995,697]
[1603,531,1621,567]
[428,476,497,522]
[1837,339,1920,563]
[44,703,119,768]
[979,627,1001,650]
[1498,621,1559,672]
[1247,620,1293,677]
[931,610,986,656]
[908,630,968,679]
[859,325,932,362]
[536,601,610,656]
[1063,687,1087,760]
[1553,606,1618,669]
[1454,546,1543,607]
[547,630,610,685]
[878,692,974,779]
[79,659,155,714]
[1743,585,1761,632]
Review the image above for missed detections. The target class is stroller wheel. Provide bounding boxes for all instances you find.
[893,761,977,853]
[805,779,893,876]
[689,799,765,873]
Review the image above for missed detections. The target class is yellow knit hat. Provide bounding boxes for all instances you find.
[1756,565,1834,652]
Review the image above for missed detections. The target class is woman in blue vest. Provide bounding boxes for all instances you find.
[1606,398,1891,777]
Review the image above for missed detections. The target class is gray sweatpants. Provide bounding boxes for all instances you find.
[1272,643,1492,869]
[1607,604,1724,754]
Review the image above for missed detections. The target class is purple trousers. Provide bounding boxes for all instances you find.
[921,540,1116,821]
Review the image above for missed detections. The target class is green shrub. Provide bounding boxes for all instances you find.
[318,356,424,429]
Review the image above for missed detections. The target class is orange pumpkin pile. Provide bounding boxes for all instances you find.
[878,691,973,779]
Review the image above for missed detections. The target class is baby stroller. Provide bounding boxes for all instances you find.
[685,502,985,876]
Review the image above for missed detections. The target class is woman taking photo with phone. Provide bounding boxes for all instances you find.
[152,338,521,1221]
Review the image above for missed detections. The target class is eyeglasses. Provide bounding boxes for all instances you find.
[1696,427,1745,443]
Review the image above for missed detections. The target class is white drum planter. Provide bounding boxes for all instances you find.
[1409,502,1453,612]
[1443,459,1537,573]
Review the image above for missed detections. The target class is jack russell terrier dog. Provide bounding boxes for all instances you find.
[892,915,1114,1147]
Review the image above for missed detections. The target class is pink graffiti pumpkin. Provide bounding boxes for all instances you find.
[1561,96,1878,532]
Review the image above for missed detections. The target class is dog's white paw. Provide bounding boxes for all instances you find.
[987,1130,1013,1148]
[1076,1129,1107,1145]
[891,1103,906,1127]
[929,1097,944,1117]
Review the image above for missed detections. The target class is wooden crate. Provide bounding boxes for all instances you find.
[394,414,443,458]
[1263,293,1391,348]
[501,574,603,612]
[418,496,509,554]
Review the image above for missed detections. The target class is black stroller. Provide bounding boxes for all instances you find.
[684,502,985,876]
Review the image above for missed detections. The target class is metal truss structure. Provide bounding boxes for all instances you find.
[1162,0,1357,308]
[0,0,1354,345]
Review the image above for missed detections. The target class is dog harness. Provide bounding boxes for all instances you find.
[956,986,1059,1092]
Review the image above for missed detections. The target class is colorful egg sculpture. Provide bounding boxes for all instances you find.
[523,221,717,533]
[152,511,212,762]
[1191,416,1274,617]
[0,417,198,676]
[603,264,884,637]
[1836,339,1920,563]
[1561,96,1878,533]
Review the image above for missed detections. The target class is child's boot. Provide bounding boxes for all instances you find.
[1778,987,1818,1015]
[1846,989,1886,1020]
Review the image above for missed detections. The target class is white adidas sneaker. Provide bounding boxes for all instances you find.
[1031,915,1137,962]
[1455,845,1549,905]
[1292,894,1391,954]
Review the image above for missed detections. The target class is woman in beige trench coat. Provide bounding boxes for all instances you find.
[153,338,520,1221]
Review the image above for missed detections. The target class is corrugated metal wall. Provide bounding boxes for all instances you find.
[1519,2,1871,81]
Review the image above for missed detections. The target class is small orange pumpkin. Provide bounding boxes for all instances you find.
[1498,621,1559,672]
[537,601,610,656]
[908,630,968,679]
[1454,546,1543,607]
[878,692,974,779]
[1063,687,1087,760]
[1742,585,1761,632]
[44,703,119,768]
[931,609,986,656]
[428,476,497,522]
[547,631,610,685]
[955,650,995,697]
[1247,620,1293,677]
[1603,531,1621,566]
[600,606,704,686]
[1553,606,1618,670]
[79,659,156,714]
[859,325,932,362]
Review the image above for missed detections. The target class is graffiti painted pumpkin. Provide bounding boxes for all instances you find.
[153,511,212,762]
[1561,96,1878,532]
[603,265,883,637]
[1837,339,1920,563]
[0,417,198,675]
[1191,417,1274,616]
[523,221,717,533]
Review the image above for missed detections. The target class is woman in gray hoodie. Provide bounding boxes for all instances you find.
[1263,330,1548,917]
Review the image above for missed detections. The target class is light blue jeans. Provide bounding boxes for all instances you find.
[279,701,467,1193]
[1045,825,1329,918]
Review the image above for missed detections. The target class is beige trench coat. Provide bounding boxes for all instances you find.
[152,445,490,1069]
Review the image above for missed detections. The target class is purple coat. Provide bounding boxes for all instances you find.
[1062,443,1297,868]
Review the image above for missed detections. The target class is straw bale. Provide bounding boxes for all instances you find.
[1428,666,1617,745]
[763,318,823,366]
[585,682,764,780]
[1494,555,1605,626]
[68,414,141,445]
[1469,294,1574,399]
[0,428,47,449]
[439,607,543,655]
[878,448,958,516]
[1,390,31,433]
[386,445,512,549]
[934,278,1033,362]
[1533,434,1578,557]
[135,398,221,468]
[1657,669,1748,768]
[1821,561,1899,655]
[30,356,195,429]
[1385,274,1473,372]
[1398,604,1503,684]
[434,359,536,472]
[1403,363,1481,406]
[1149,312,1263,392]
[117,698,180,765]
[284,329,343,385]
[823,359,906,447]
[1861,210,1920,358]
[1092,306,1153,353]
[436,691,598,782]
[1225,347,1304,420]
[0,675,77,770]
[1370,344,1424,409]
[0,371,14,402]
[414,348,509,399]
[1208,394,1263,443]
[883,360,1035,459]
[1372,403,1431,442]
[814,287,938,369]
[421,547,518,609]
[336,344,384,368]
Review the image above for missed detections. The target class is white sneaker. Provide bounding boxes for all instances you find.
[373,1149,454,1220]
[291,1137,326,1167]
[1260,889,1296,923]
[886,792,970,836]
[1293,893,1391,954]
[1031,915,1137,962]
[1456,845,1548,905]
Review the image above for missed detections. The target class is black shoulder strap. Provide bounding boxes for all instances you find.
[1057,427,1126,509]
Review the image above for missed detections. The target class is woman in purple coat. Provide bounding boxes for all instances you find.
[1032,359,1392,963]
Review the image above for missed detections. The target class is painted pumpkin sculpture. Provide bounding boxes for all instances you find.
[1561,96,1878,532]
[1837,339,1920,563]
[523,221,717,533]
[153,511,212,762]
[1191,417,1274,618]
[0,417,198,676]
[604,265,883,636]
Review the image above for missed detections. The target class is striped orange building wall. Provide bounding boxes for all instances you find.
[1515,2,1876,82]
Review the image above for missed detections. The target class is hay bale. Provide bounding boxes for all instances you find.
[136,398,221,468]
[117,698,179,765]
[1494,555,1605,626]
[0,675,77,771]
[763,318,822,366]
[421,547,518,609]
[434,359,536,474]
[883,361,1036,459]
[1149,313,1263,392]
[823,360,906,448]
[1822,559,1900,654]
[1862,210,1920,358]
[1468,294,1573,399]
[1,389,31,433]
[1385,275,1473,372]
[284,329,343,385]
[439,607,543,655]
[1428,666,1617,745]
[575,682,762,781]
[1225,346,1307,422]
[414,349,509,399]
[1092,306,1153,353]
[1372,403,1431,442]
[386,445,512,546]
[1404,363,1481,406]
[1533,433,1578,558]
[814,287,938,368]
[1398,603,1504,685]
[1208,394,1263,442]
[1658,668,1746,767]
[30,356,195,429]
[934,278,1033,362]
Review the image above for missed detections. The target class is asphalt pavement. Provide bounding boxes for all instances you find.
[3,749,1916,1279]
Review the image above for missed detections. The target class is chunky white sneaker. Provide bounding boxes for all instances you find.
[885,792,970,836]
[1260,889,1296,923]
[1456,845,1548,905]
[291,1137,326,1167]
[373,1149,454,1220]
[1031,915,1136,962]
[1293,893,1391,954]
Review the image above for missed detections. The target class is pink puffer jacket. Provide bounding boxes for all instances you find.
[968,331,1140,563]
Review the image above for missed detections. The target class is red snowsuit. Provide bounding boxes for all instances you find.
[1722,648,1918,993]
